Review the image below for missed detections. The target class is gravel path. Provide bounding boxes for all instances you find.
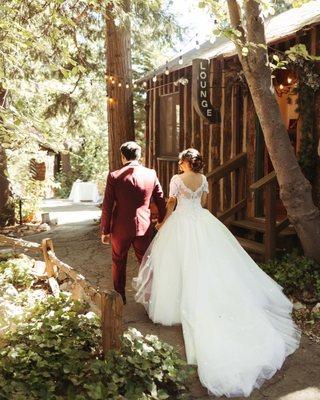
[27,199,320,400]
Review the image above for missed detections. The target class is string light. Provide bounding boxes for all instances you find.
[104,32,213,88]
[195,33,200,50]
[165,61,170,75]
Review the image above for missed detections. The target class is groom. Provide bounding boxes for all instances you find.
[100,141,166,304]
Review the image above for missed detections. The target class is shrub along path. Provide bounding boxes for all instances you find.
[27,200,320,400]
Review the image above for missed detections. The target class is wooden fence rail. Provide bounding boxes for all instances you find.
[0,234,123,355]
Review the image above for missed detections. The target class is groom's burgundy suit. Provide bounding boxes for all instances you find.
[100,161,166,302]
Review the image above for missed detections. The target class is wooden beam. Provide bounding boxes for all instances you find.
[264,181,277,261]
[219,198,247,222]
[0,234,41,252]
[206,152,247,181]
[249,170,276,191]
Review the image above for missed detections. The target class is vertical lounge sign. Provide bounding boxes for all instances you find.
[192,58,220,124]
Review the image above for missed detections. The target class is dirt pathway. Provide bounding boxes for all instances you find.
[27,200,320,400]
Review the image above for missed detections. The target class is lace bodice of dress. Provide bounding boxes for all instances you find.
[169,174,209,210]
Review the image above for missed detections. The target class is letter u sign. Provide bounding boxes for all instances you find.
[192,58,220,124]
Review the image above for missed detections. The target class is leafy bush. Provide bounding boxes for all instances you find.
[0,255,35,290]
[54,172,77,199]
[0,293,192,399]
[260,252,320,301]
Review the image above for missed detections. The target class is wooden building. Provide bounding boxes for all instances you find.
[138,2,320,260]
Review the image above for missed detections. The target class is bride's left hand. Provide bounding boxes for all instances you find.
[155,222,163,230]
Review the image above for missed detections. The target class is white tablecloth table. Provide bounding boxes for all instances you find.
[68,181,100,203]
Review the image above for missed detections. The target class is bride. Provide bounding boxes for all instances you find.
[133,148,301,398]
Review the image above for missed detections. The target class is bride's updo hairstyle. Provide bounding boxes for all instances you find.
[179,148,204,173]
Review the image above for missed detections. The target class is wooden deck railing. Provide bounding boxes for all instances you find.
[249,171,290,260]
[206,152,247,222]
[0,234,123,354]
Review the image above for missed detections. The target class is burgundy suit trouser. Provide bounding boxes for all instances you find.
[111,229,152,301]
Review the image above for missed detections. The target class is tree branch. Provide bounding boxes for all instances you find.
[226,0,248,68]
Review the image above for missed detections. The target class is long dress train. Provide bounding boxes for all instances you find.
[133,174,300,398]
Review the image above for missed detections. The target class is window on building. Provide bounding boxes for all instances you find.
[159,93,180,156]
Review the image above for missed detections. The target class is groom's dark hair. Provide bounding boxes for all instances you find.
[120,141,141,161]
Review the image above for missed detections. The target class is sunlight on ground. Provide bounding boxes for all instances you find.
[39,199,101,225]
[277,387,320,400]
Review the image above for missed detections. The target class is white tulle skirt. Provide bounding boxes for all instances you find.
[132,206,301,398]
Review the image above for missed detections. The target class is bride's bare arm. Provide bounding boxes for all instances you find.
[156,196,176,229]
[201,192,208,208]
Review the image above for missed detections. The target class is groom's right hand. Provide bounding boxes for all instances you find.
[101,234,110,244]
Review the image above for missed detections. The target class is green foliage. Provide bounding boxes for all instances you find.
[0,0,181,210]
[0,255,35,290]
[106,329,193,399]
[260,252,320,301]
[54,171,77,199]
[0,255,192,400]
[0,295,192,399]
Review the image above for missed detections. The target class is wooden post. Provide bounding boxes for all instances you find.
[264,181,277,261]
[101,290,123,354]
[41,238,60,297]
[41,238,56,277]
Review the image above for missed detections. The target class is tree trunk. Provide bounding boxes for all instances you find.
[105,0,135,171]
[0,88,15,227]
[227,0,320,262]
[0,144,15,227]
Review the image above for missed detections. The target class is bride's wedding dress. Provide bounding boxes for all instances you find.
[133,174,301,398]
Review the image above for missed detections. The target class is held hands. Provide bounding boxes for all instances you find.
[101,234,111,244]
[155,221,164,230]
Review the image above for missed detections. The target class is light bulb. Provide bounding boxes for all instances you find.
[195,40,200,50]
[165,61,169,75]
[118,82,122,87]
[142,81,147,87]
[287,77,292,84]
[133,83,137,89]
[125,83,130,89]
[279,84,284,90]
[109,76,113,81]
[179,56,183,65]
[152,75,157,82]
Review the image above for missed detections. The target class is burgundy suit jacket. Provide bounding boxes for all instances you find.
[100,161,166,237]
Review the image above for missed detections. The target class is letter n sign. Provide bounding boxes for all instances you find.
[192,58,220,124]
